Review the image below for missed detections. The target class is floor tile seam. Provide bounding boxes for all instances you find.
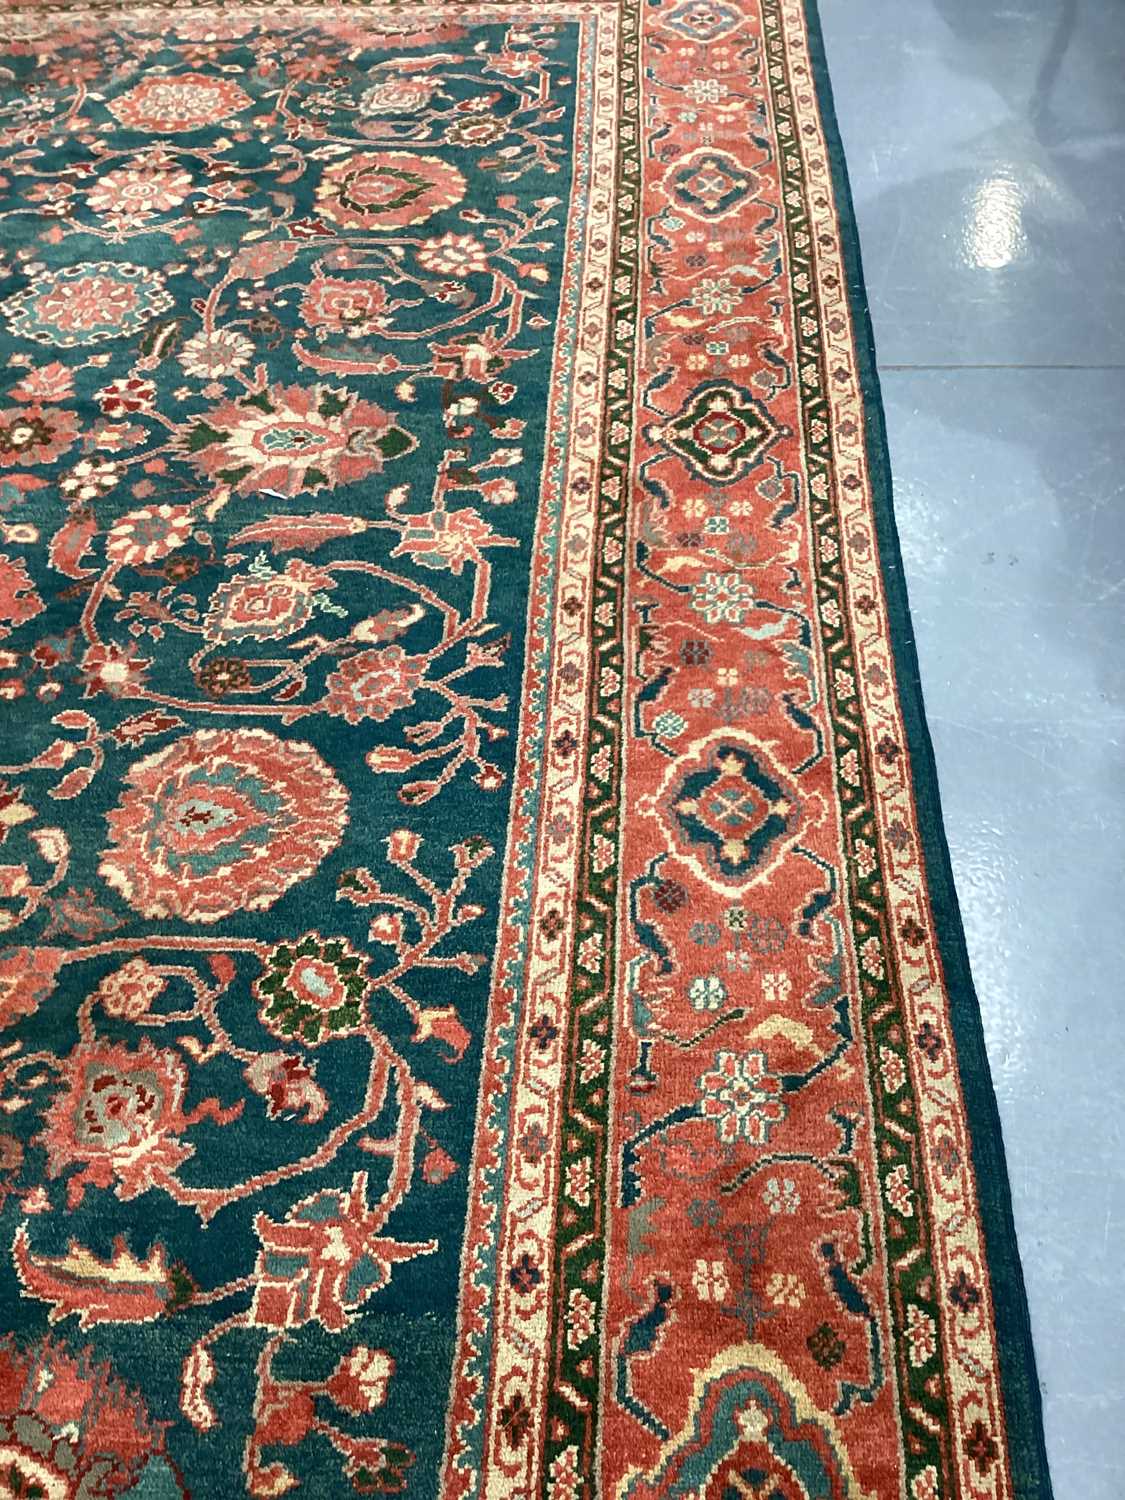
[879,362,1125,372]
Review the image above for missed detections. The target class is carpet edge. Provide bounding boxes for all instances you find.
[797,6,1055,1495]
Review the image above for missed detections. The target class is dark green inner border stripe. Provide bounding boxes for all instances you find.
[800,4,1054,1495]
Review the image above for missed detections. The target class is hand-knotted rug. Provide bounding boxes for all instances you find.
[0,2,1054,1497]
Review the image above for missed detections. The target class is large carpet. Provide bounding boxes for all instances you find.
[0,2,1053,1497]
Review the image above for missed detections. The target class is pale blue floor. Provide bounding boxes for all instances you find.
[817,2,1125,1494]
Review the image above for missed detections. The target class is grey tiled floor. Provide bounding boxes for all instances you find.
[817,2,1125,1494]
